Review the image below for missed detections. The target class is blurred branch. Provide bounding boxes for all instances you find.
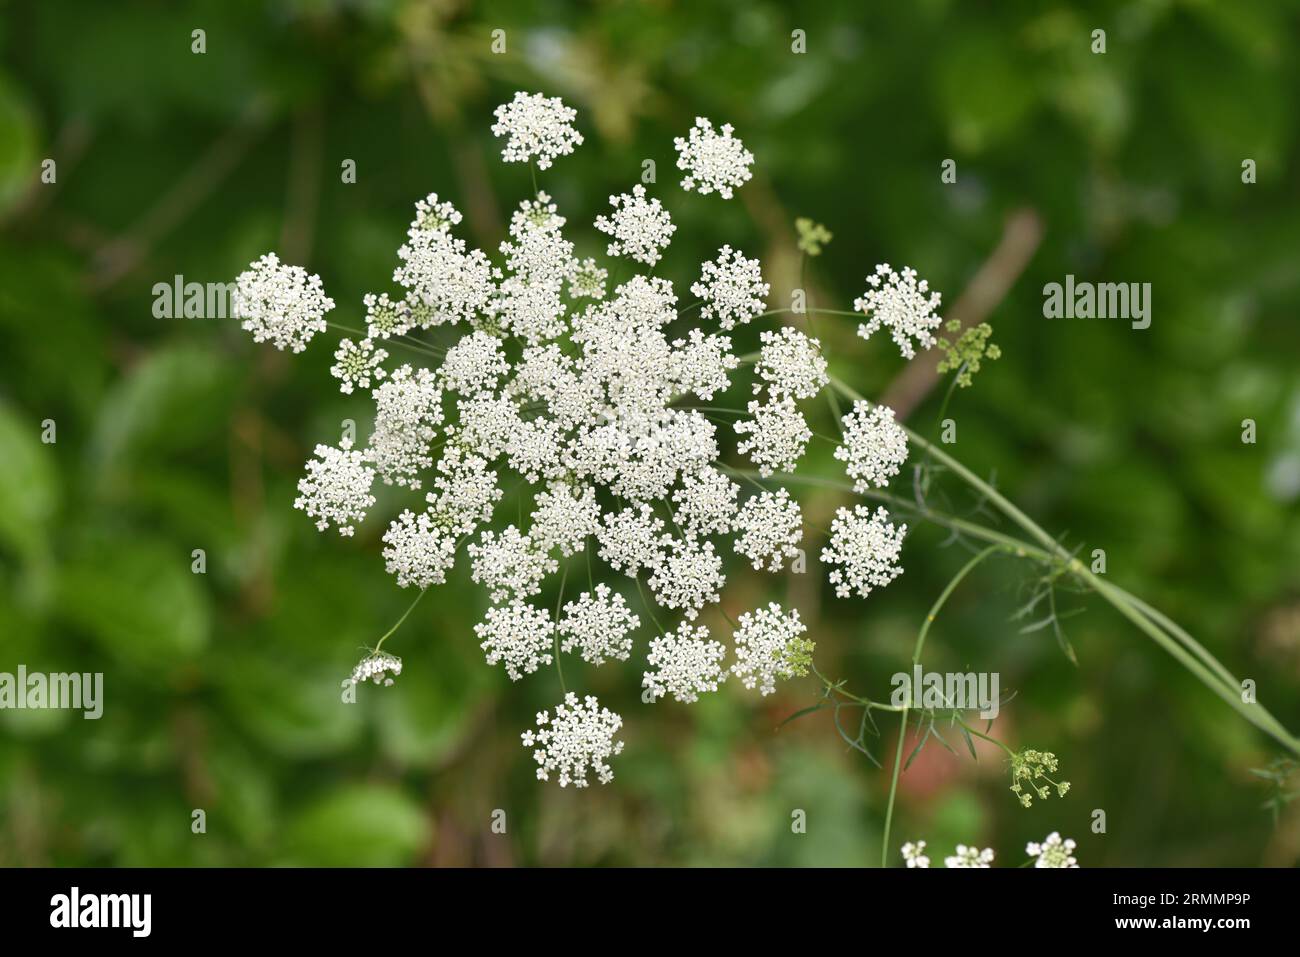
[86,99,271,293]
[0,116,94,230]
[879,208,1044,420]
[279,105,324,264]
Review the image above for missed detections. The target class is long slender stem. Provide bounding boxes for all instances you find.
[373,587,429,653]
[824,373,1300,757]
[881,544,1002,867]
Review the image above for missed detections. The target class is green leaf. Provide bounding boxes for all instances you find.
[284,784,431,867]
[0,71,38,217]
[0,401,58,558]
[56,537,210,668]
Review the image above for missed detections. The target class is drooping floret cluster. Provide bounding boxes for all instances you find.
[237,92,936,786]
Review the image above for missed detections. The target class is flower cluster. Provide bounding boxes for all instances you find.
[233,252,335,353]
[1027,832,1079,868]
[835,400,908,492]
[522,693,624,787]
[1009,749,1071,807]
[491,91,584,170]
[673,117,754,198]
[821,505,907,599]
[343,651,403,688]
[239,92,936,786]
[903,838,1077,868]
[853,263,943,359]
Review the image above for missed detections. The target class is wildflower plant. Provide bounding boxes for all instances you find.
[231,91,1300,859]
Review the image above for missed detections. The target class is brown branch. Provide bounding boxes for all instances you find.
[879,207,1044,420]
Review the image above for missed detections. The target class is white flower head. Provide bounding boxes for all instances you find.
[343,650,402,688]
[901,841,930,868]
[945,845,995,868]
[475,600,554,680]
[820,505,906,599]
[293,439,376,536]
[440,329,509,394]
[674,116,753,199]
[559,584,640,666]
[491,91,583,170]
[673,466,740,537]
[853,263,943,359]
[732,487,803,572]
[468,526,557,603]
[735,396,811,477]
[646,536,726,620]
[381,509,457,589]
[731,602,812,695]
[691,245,768,331]
[594,184,676,267]
[756,326,827,400]
[367,365,443,489]
[530,482,600,557]
[522,693,624,787]
[835,400,908,491]
[363,291,414,341]
[234,253,334,353]
[330,337,388,395]
[1026,832,1079,868]
[642,621,728,703]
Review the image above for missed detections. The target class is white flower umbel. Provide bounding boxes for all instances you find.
[673,117,754,199]
[756,327,827,400]
[234,252,334,353]
[381,509,457,589]
[530,482,600,557]
[522,693,624,787]
[363,291,414,341]
[394,196,495,325]
[901,841,930,868]
[439,329,509,394]
[467,526,557,603]
[491,91,583,170]
[569,258,607,299]
[821,505,907,599]
[647,537,725,620]
[594,184,676,267]
[731,602,811,695]
[330,337,388,395]
[1026,832,1079,868]
[367,365,443,489]
[427,446,501,536]
[835,399,908,491]
[672,466,740,536]
[597,504,669,577]
[945,845,995,868]
[476,600,555,680]
[343,650,402,688]
[732,487,803,572]
[294,439,376,536]
[558,584,640,666]
[691,245,768,331]
[735,396,811,477]
[853,263,943,359]
[642,621,728,703]
[670,329,738,401]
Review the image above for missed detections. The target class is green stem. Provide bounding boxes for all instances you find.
[373,587,429,653]
[881,544,1002,867]
[826,373,1300,757]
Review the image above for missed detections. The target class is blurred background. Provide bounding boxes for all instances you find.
[1,0,1299,867]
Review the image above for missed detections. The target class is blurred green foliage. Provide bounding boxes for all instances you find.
[1,0,1298,867]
